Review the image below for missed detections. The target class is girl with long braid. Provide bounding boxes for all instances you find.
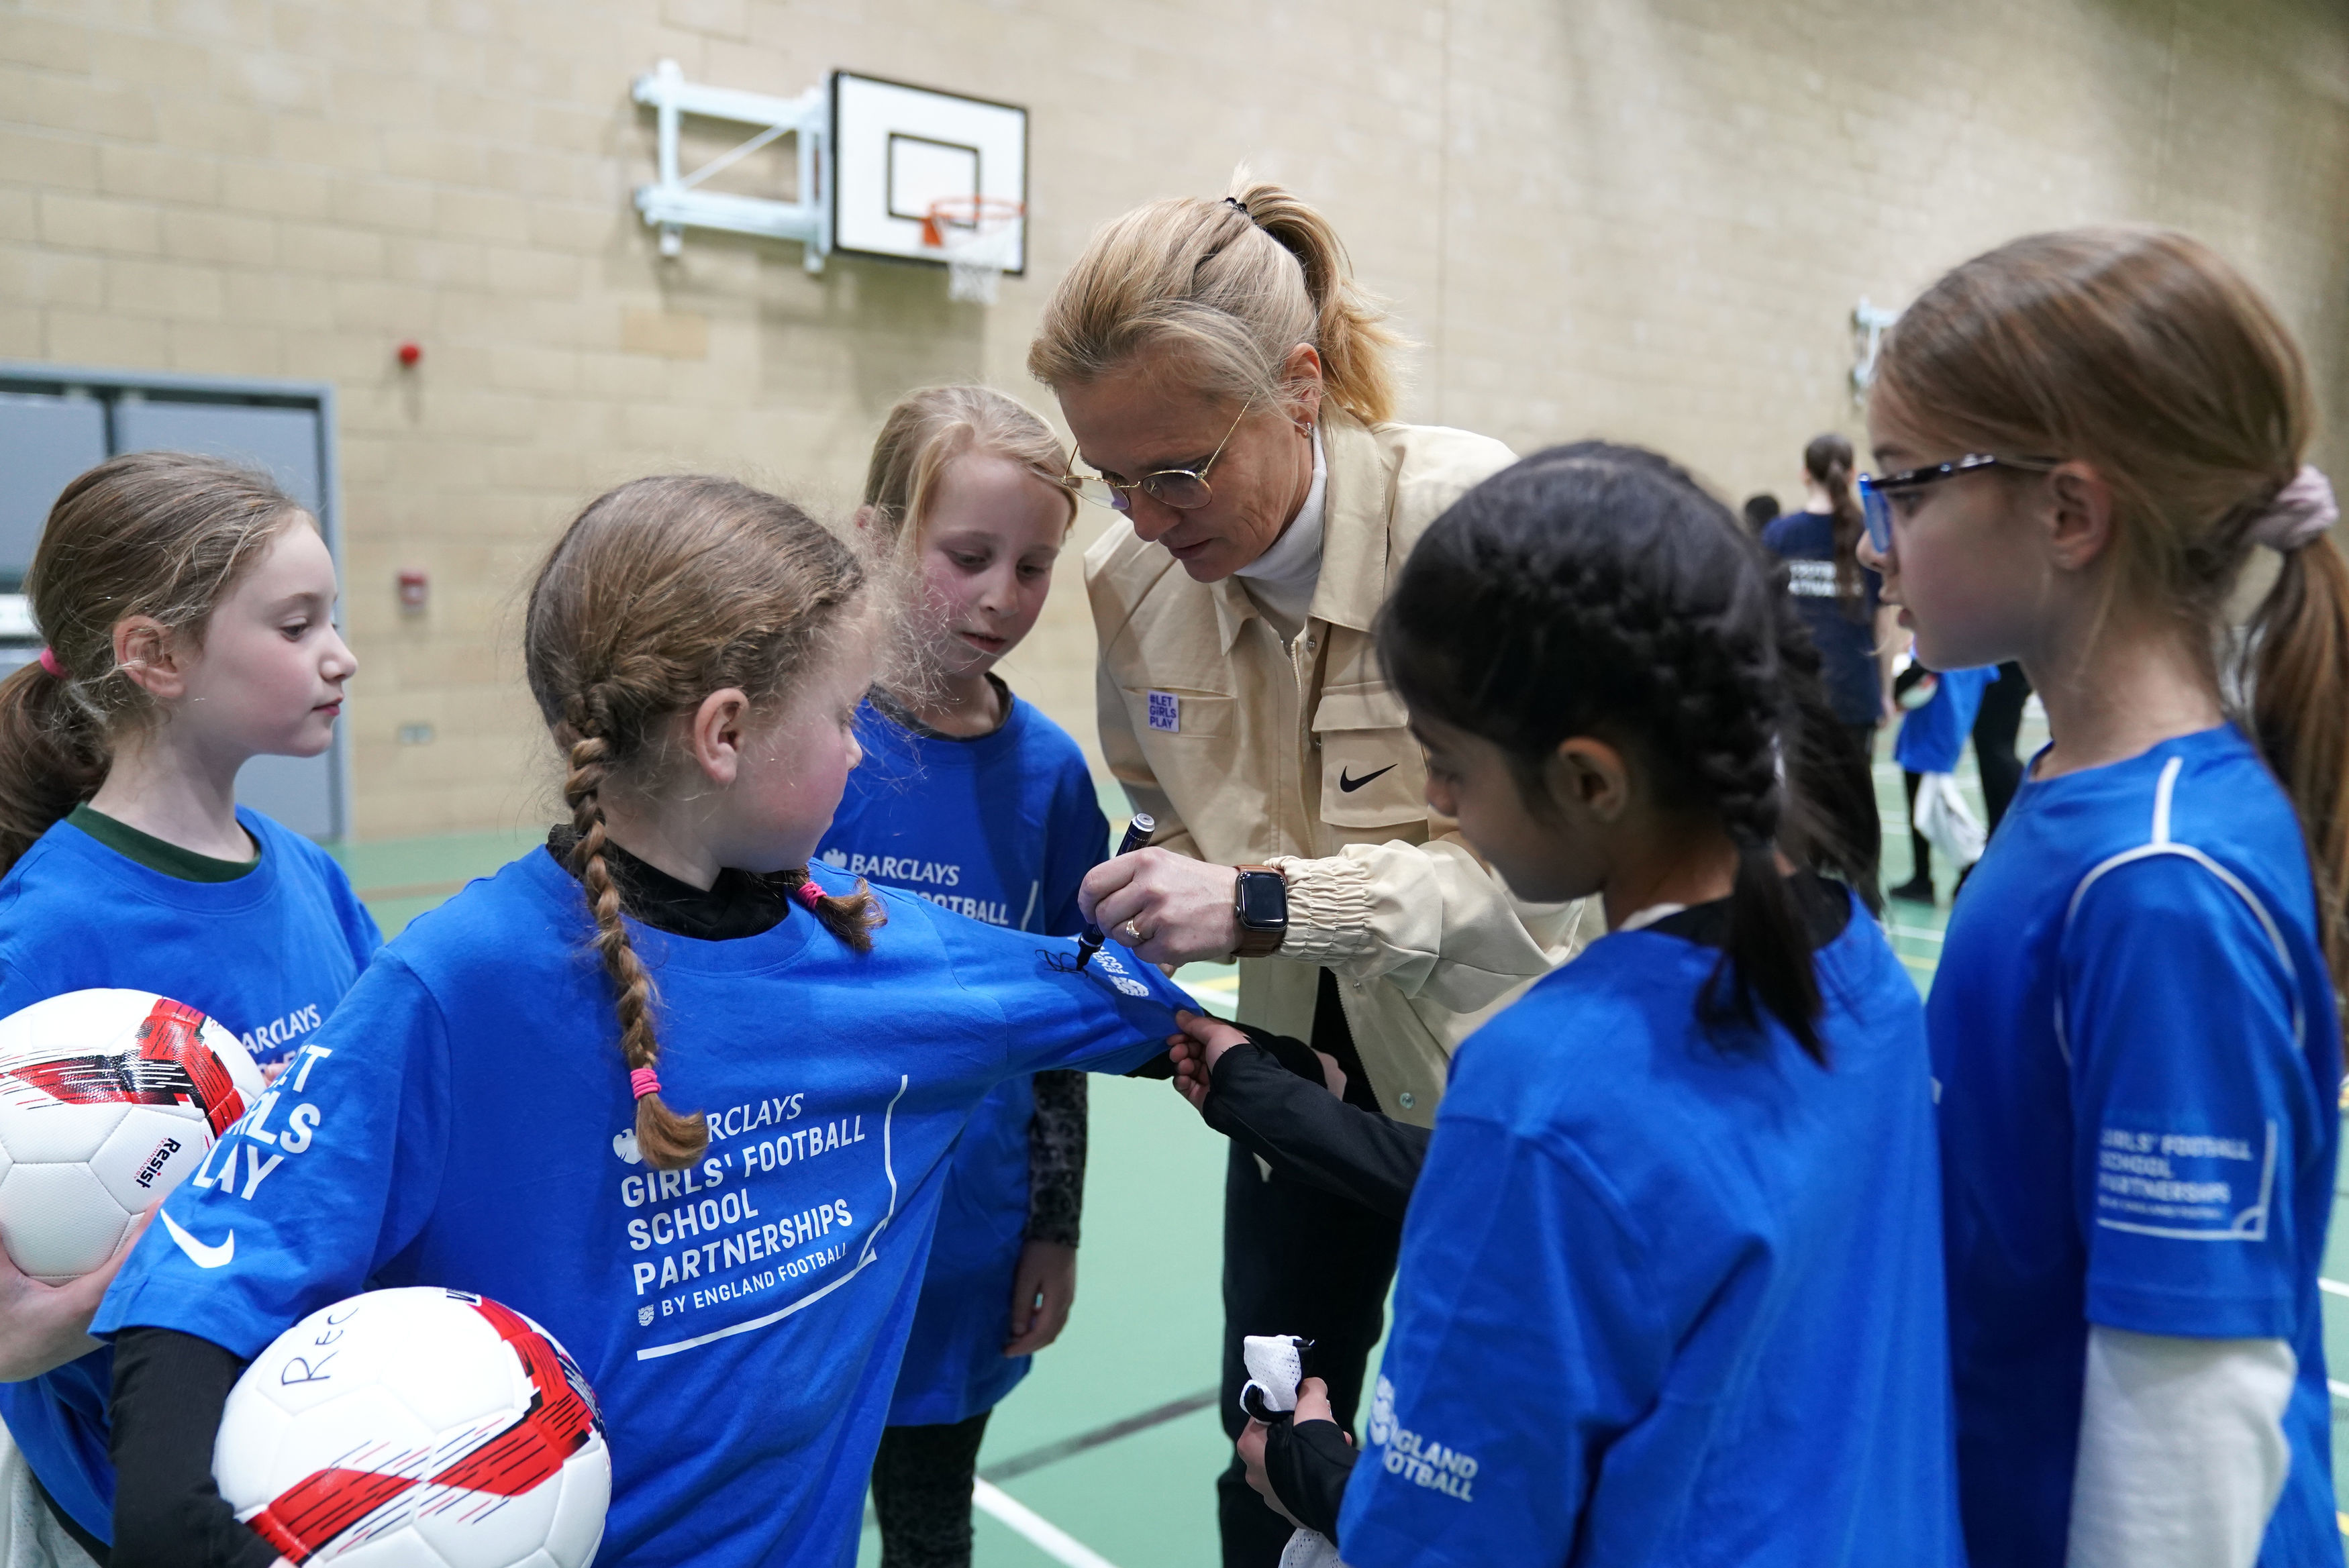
[92,475,1193,1568]
[1185,443,1960,1565]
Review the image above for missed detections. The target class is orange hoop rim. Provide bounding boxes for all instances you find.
[920,196,1026,249]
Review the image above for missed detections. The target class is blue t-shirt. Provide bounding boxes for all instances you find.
[1338,887,1960,1567]
[94,849,1188,1568]
[0,808,381,1543]
[1931,725,2342,1567]
[1893,664,1995,775]
[817,692,1109,1426]
[1761,509,1884,728]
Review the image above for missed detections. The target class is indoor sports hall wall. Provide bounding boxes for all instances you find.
[3,0,2346,838]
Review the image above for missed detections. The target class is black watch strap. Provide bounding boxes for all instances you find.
[1233,865,1287,959]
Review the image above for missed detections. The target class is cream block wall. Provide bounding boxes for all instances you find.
[2,0,2345,837]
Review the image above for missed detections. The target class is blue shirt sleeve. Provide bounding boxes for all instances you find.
[1338,1115,1664,1567]
[92,952,452,1357]
[929,912,1191,1078]
[2064,852,2321,1339]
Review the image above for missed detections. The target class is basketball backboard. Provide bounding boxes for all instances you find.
[832,71,1028,274]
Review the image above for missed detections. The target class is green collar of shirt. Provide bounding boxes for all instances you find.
[66,802,260,883]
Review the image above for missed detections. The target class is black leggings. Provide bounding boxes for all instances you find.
[871,1411,993,1568]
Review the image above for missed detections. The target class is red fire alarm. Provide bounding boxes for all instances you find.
[397,341,422,367]
[397,569,428,611]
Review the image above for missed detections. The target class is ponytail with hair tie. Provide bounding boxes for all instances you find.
[2252,466,2338,553]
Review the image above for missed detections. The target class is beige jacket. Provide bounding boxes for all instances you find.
[1085,410,1589,1127]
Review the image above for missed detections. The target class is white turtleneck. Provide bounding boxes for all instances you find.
[1233,426,1328,646]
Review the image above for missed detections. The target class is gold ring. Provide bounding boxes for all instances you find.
[1123,919,1146,943]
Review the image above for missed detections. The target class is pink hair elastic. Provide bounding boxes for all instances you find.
[629,1067,661,1100]
[2252,466,2338,553]
[36,647,62,678]
[793,878,826,912]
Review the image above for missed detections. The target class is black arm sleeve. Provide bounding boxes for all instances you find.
[1202,1030,1432,1220]
[109,1326,280,1568]
[1262,1416,1358,1545]
[1025,1069,1088,1248]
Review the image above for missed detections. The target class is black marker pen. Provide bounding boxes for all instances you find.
[1072,813,1157,971]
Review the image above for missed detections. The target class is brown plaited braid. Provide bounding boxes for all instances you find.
[562,706,705,1169]
[526,475,881,1171]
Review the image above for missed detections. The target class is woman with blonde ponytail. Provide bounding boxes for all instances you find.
[97,474,1199,1568]
[1030,174,1583,1563]
[1860,227,2349,1568]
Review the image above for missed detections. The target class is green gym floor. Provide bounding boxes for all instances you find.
[328,707,2349,1563]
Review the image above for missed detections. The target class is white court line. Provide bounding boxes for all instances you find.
[2324,1279,2349,1402]
[972,1479,1122,1568]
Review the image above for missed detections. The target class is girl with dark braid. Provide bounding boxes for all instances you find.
[1179,443,1959,1565]
[94,475,1196,1568]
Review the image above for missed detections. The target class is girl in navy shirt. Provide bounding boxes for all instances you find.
[1863,228,2348,1568]
[826,386,1107,1565]
[1183,443,1961,1566]
[0,453,379,1563]
[93,475,1189,1568]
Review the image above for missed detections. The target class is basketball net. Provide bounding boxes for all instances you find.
[921,198,1023,306]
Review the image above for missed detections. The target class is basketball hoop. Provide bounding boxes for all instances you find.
[921,196,1023,305]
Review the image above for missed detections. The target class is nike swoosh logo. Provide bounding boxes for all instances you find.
[1338,764,1398,793]
[160,1209,235,1269]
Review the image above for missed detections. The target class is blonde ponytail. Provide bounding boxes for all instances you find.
[1028,173,1405,425]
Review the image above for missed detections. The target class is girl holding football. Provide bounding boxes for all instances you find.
[95,474,1188,1567]
[0,452,380,1563]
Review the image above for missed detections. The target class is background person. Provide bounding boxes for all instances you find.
[1027,177,1584,1565]
[1764,433,1897,870]
[824,386,1106,1568]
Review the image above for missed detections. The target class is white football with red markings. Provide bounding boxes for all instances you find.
[0,988,264,1282]
[215,1287,611,1568]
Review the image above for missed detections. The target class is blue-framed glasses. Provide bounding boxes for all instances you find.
[1856,454,2059,554]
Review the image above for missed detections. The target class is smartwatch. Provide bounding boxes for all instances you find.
[1232,866,1289,959]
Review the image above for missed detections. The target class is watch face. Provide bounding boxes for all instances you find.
[1236,871,1287,928]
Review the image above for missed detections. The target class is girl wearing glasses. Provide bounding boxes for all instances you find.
[1028,177,1586,1564]
[1862,229,2348,1568]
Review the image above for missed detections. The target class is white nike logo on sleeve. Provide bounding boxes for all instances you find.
[159,1210,235,1269]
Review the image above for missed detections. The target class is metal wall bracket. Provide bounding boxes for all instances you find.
[1851,297,1902,401]
[632,59,830,271]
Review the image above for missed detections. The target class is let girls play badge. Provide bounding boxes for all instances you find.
[1146,691,1179,733]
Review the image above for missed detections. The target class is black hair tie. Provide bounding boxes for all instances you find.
[1223,195,1252,220]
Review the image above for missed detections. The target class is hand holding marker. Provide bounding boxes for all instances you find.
[1072,814,1156,971]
